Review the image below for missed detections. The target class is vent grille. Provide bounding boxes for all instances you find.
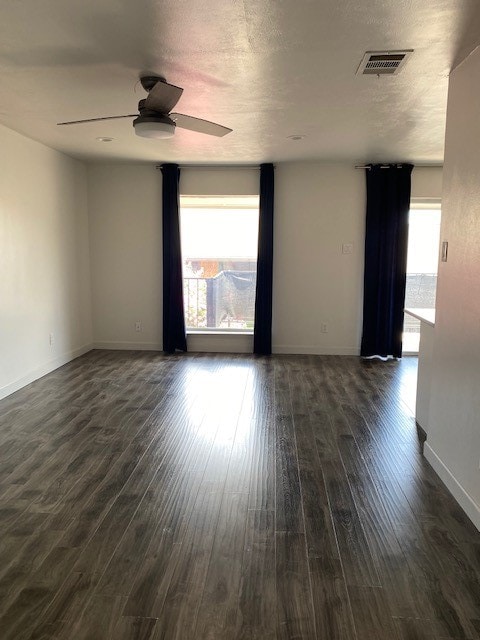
[356,50,413,75]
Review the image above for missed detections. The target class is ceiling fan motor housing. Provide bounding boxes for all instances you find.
[140,75,166,92]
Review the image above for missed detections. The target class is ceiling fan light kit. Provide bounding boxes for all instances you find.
[57,75,232,140]
[133,117,175,139]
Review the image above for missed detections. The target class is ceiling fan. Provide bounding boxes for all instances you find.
[57,76,232,139]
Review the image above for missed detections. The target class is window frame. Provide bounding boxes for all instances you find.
[402,197,442,355]
[179,194,260,336]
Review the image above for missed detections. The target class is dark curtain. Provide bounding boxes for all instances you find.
[254,163,275,355]
[161,163,187,353]
[361,164,413,358]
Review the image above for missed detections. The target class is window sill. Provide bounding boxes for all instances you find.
[187,330,254,336]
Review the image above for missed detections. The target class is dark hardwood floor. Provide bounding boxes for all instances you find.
[0,350,479,639]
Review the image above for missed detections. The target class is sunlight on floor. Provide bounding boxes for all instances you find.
[398,357,418,417]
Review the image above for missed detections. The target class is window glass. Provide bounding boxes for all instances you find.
[403,206,441,352]
[180,196,259,331]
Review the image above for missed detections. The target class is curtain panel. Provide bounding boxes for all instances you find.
[361,164,414,358]
[253,163,275,355]
[161,163,187,353]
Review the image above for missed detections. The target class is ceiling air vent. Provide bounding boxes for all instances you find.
[356,50,413,76]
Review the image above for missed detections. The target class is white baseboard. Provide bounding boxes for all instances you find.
[93,341,360,356]
[94,338,254,354]
[272,345,360,356]
[424,443,480,531]
[0,343,94,401]
[93,341,162,351]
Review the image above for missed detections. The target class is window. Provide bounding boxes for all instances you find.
[180,195,259,332]
[403,201,441,353]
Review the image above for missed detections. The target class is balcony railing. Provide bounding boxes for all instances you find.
[184,277,207,328]
[183,271,256,330]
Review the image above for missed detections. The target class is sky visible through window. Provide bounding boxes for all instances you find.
[181,208,259,260]
[406,209,442,273]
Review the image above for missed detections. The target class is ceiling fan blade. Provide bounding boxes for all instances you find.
[144,80,183,113]
[170,113,232,137]
[57,114,137,125]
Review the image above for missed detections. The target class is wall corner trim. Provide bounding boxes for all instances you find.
[424,443,480,532]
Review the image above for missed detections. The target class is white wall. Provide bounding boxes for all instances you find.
[181,167,259,196]
[273,163,365,354]
[0,125,92,399]
[88,164,163,350]
[424,47,480,530]
[87,162,443,354]
[411,166,443,200]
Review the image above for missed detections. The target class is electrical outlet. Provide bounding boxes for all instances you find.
[321,323,328,333]
[135,321,142,332]
[49,332,54,346]
[342,243,353,255]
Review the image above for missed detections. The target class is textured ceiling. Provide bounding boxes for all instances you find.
[0,0,479,164]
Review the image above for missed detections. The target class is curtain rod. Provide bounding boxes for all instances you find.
[156,163,438,170]
[355,163,441,170]
[155,164,271,170]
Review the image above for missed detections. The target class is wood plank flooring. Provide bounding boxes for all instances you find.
[0,350,479,639]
